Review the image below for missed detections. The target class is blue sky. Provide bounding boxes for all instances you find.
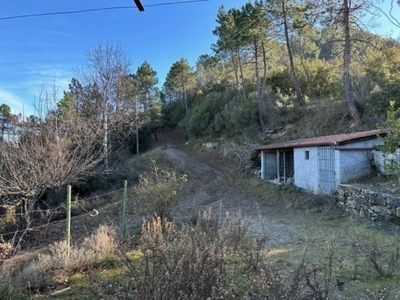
[0,0,399,117]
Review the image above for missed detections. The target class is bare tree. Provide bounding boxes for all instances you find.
[0,116,104,225]
[77,41,131,168]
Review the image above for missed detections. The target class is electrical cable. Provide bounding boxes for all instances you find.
[0,0,210,21]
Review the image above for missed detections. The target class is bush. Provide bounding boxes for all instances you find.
[368,83,400,116]
[351,232,400,278]
[14,224,117,291]
[121,211,250,299]
[133,159,187,219]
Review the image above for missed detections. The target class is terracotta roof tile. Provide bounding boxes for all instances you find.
[255,129,386,151]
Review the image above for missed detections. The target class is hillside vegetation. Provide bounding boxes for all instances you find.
[1,0,400,298]
[1,139,400,299]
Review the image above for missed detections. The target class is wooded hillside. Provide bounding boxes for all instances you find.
[161,0,400,141]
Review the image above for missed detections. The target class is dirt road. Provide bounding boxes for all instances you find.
[152,131,344,249]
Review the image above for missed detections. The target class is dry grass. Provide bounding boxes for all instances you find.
[6,224,117,293]
[3,147,400,299]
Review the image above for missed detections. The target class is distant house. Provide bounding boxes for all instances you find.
[254,130,386,194]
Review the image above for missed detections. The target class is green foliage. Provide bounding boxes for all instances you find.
[365,46,400,87]
[162,100,186,128]
[186,89,257,138]
[187,91,227,137]
[0,103,11,120]
[163,58,196,119]
[369,83,400,116]
[269,58,340,97]
[222,96,258,137]
[378,100,400,180]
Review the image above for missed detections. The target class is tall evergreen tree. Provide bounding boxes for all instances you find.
[266,0,314,105]
[318,0,380,120]
[212,6,246,92]
[240,1,271,133]
[163,58,196,117]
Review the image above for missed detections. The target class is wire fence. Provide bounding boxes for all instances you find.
[0,185,126,245]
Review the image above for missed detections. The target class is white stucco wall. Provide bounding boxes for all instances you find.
[260,138,382,194]
[337,139,382,183]
[261,151,265,180]
[294,147,319,193]
[372,149,400,175]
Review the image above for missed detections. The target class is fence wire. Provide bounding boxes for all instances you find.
[0,187,125,238]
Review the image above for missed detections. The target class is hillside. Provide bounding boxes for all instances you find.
[1,130,400,299]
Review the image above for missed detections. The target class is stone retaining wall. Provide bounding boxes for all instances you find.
[337,184,400,221]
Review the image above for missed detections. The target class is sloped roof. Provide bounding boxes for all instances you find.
[255,129,386,151]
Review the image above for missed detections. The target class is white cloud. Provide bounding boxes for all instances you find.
[0,89,34,116]
[0,89,24,108]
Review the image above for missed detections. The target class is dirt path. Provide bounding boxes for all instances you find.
[152,131,340,249]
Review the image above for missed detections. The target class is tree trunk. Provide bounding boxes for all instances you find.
[342,0,362,120]
[254,39,267,134]
[261,40,268,123]
[230,53,240,89]
[182,83,188,116]
[1,118,4,140]
[282,0,304,105]
[103,104,109,169]
[236,46,247,100]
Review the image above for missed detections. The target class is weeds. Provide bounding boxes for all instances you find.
[120,212,241,299]
[133,159,187,219]
[351,232,400,278]
[13,224,117,292]
[0,282,25,300]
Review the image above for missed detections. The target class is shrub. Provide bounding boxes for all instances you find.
[378,100,400,181]
[81,224,117,258]
[120,211,252,299]
[351,232,400,278]
[14,224,117,291]
[133,159,187,219]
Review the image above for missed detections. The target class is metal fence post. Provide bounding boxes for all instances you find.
[122,180,127,236]
[66,185,71,263]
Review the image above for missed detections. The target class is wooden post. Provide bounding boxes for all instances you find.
[66,185,71,262]
[122,180,127,236]
[136,127,139,156]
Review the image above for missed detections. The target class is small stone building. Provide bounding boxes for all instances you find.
[254,130,385,194]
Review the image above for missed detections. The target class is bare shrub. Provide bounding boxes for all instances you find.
[133,159,187,219]
[221,211,249,251]
[243,240,335,300]
[191,208,221,240]
[120,211,251,299]
[14,224,117,291]
[82,224,117,257]
[220,137,259,171]
[351,233,400,278]
[0,116,104,228]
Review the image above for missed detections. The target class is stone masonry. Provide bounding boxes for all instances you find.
[337,184,400,221]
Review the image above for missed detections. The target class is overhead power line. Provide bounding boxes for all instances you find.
[133,0,145,12]
[0,0,210,21]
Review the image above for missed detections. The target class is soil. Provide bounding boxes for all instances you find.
[151,129,400,243]
[150,130,349,247]
[3,129,400,268]
[3,129,400,299]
